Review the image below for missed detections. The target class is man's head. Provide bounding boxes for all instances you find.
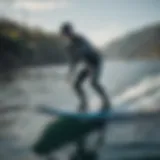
[60,22,74,38]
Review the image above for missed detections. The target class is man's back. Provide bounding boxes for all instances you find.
[68,34,101,66]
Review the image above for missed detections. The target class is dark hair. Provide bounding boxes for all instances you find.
[60,22,73,35]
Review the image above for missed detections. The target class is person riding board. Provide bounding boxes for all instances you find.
[60,22,111,112]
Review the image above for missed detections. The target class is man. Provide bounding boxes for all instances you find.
[60,22,111,112]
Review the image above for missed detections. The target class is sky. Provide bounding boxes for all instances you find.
[0,0,160,46]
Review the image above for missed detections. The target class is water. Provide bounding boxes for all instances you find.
[0,60,160,160]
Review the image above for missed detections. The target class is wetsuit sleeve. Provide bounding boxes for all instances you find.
[66,45,77,74]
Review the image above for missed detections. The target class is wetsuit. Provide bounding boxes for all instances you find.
[67,34,110,112]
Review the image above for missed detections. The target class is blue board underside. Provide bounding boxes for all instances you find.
[38,105,160,121]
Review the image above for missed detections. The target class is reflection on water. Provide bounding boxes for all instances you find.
[0,61,160,160]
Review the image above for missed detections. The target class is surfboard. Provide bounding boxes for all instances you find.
[33,105,160,155]
[36,105,160,121]
[37,105,111,119]
[33,107,106,155]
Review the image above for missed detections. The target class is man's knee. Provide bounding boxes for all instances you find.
[74,81,82,92]
[91,79,99,88]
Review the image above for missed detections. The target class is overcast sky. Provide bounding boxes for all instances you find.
[0,0,160,46]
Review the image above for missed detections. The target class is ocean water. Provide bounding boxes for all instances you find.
[0,60,160,160]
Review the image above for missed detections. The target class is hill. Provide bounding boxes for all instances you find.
[104,23,160,59]
[0,18,67,72]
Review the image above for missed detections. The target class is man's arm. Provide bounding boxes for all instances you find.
[66,45,78,82]
[68,60,76,78]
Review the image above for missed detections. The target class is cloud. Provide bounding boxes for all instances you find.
[0,0,15,13]
[14,0,69,11]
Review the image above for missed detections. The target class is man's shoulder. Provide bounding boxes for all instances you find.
[73,34,87,43]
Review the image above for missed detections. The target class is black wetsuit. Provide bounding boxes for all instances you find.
[67,34,110,111]
[68,34,101,66]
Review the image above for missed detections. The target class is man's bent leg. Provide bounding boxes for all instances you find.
[73,69,89,112]
[90,65,111,111]
[91,80,111,110]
